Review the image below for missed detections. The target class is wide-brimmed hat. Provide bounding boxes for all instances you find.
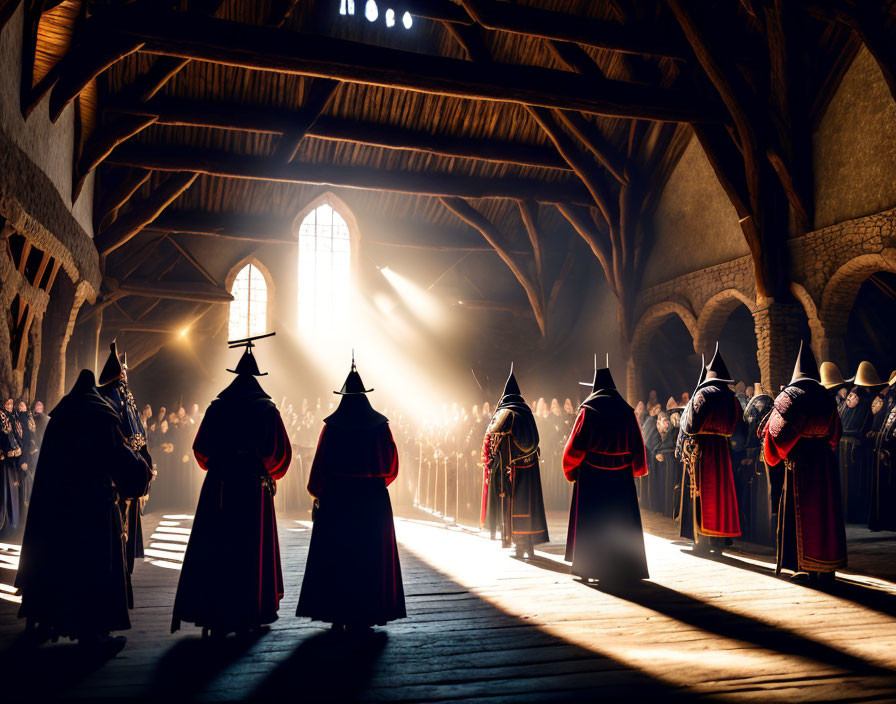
[853,361,888,393]
[335,355,373,395]
[819,361,850,392]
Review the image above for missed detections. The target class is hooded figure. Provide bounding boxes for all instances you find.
[869,371,896,532]
[763,342,847,580]
[297,358,405,630]
[15,370,152,650]
[0,398,24,534]
[677,343,742,553]
[562,356,649,584]
[479,365,549,557]
[742,389,776,547]
[172,335,291,637]
[96,343,153,593]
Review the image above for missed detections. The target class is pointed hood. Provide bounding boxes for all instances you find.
[695,354,707,389]
[579,353,616,393]
[501,363,522,398]
[334,356,373,395]
[819,361,850,392]
[701,342,734,386]
[97,342,124,387]
[227,347,267,376]
[790,340,820,385]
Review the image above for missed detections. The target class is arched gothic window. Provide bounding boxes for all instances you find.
[298,202,352,334]
[228,263,268,340]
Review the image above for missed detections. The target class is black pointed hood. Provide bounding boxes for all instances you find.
[335,357,373,395]
[98,342,124,388]
[579,353,615,393]
[227,347,267,377]
[700,342,734,386]
[501,364,522,398]
[790,340,820,385]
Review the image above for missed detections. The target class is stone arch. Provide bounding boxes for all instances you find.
[627,301,698,404]
[224,255,276,335]
[693,288,756,357]
[790,282,825,361]
[818,248,896,366]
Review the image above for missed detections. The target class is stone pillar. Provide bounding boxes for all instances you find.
[753,299,808,394]
[35,275,90,408]
[625,356,642,406]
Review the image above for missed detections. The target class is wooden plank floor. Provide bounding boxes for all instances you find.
[2,508,896,702]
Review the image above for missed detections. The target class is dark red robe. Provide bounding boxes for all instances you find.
[679,382,742,539]
[171,375,291,634]
[562,390,649,582]
[297,399,405,627]
[764,381,847,574]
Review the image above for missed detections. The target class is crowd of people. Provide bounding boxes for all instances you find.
[0,398,47,536]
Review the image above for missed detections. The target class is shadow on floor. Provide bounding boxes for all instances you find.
[594,579,896,679]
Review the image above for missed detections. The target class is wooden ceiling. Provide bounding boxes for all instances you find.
[6,0,894,365]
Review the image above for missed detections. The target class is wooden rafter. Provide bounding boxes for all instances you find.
[104,143,594,205]
[273,78,339,163]
[96,172,198,255]
[96,169,152,232]
[105,97,571,170]
[164,236,219,287]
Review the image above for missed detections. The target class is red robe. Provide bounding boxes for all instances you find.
[172,376,291,634]
[298,412,406,626]
[680,382,741,538]
[764,381,847,573]
[562,391,649,581]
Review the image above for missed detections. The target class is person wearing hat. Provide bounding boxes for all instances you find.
[742,385,776,547]
[763,342,847,582]
[869,370,896,532]
[479,365,549,558]
[172,335,292,638]
[96,342,154,598]
[297,357,406,631]
[15,369,152,654]
[677,343,742,554]
[839,361,886,523]
[648,408,678,518]
[562,356,649,586]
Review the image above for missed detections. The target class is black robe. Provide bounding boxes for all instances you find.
[0,409,24,535]
[641,416,662,513]
[298,395,405,627]
[172,375,291,634]
[839,388,873,524]
[869,388,896,532]
[563,391,649,582]
[743,395,775,547]
[15,372,152,639]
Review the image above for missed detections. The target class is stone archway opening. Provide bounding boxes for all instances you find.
[640,315,701,407]
[716,305,761,391]
[844,271,896,378]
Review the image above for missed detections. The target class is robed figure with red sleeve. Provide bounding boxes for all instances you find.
[763,342,847,582]
[297,359,406,630]
[172,334,291,637]
[678,343,742,554]
[562,357,649,585]
[479,366,549,558]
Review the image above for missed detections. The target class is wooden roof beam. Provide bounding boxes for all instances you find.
[105,7,718,122]
[108,278,233,304]
[105,97,571,170]
[104,143,595,206]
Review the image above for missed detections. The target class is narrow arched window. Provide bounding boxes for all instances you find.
[298,203,352,334]
[228,263,268,340]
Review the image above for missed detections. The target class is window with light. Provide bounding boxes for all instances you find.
[228,263,268,340]
[298,203,352,335]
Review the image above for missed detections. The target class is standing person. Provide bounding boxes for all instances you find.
[563,356,649,586]
[297,358,405,631]
[480,366,549,559]
[15,400,38,512]
[869,371,896,532]
[839,362,885,523]
[172,334,291,638]
[31,401,48,447]
[649,410,677,517]
[0,399,23,534]
[763,343,847,582]
[15,370,152,652]
[742,388,775,546]
[678,344,742,554]
[640,406,660,511]
[96,343,154,595]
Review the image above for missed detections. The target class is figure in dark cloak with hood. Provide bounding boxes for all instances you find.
[479,365,549,558]
[0,399,24,534]
[15,370,152,652]
[96,343,153,596]
[742,389,776,547]
[562,356,649,585]
[678,344,742,553]
[763,342,847,582]
[297,358,406,630]
[172,333,291,637]
[868,371,896,532]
